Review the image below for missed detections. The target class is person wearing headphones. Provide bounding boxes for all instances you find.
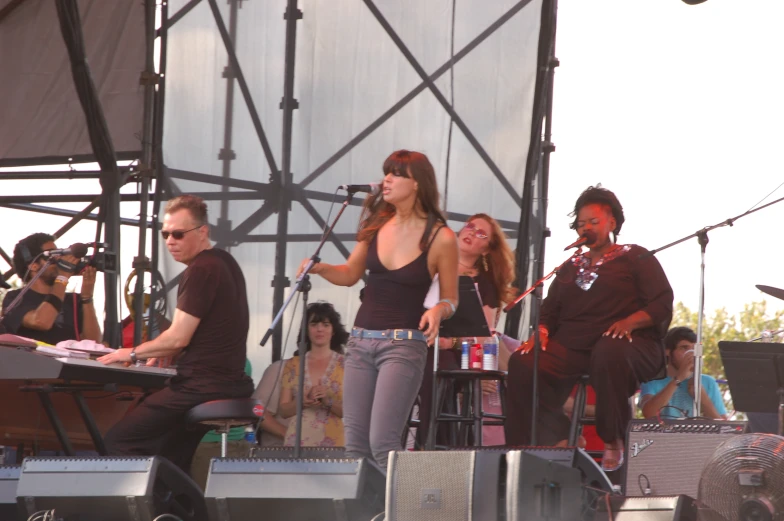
[1,233,101,344]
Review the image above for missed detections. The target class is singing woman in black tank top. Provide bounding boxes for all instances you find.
[297,150,458,468]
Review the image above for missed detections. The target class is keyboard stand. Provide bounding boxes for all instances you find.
[19,382,118,456]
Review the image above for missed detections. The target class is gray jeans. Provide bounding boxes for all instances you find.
[343,335,427,469]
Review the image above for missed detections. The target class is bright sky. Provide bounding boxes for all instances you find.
[546,0,784,320]
[2,0,783,334]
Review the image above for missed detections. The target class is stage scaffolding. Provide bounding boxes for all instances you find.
[0,0,560,366]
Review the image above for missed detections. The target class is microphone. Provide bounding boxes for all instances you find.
[42,242,105,258]
[339,183,381,195]
[563,230,597,251]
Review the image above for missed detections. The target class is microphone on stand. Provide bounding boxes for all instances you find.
[339,183,381,195]
[42,243,90,258]
[563,230,597,251]
[41,242,108,258]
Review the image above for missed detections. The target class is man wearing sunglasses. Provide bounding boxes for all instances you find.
[98,195,254,474]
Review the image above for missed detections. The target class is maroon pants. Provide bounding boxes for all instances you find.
[504,335,663,446]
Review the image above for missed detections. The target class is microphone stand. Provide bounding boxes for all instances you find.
[259,190,357,457]
[645,194,784,417]
[0,258,57,329]
[504,248,582,444]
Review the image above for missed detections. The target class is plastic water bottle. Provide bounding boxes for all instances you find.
[461,339,471,369]
[482,335,498,371]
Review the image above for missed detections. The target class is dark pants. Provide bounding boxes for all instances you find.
[504,335,663,446]
[416,347,460,448]
[104,381,253,474]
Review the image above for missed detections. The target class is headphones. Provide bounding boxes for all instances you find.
[19,243,33,265]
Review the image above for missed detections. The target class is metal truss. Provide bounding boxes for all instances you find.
[1,0,559,357]
[157,0,555,360]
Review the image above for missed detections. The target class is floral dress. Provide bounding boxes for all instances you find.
[282,351,345,447]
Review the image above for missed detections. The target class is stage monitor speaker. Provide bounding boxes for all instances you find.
[506,450,583,521]
[624,419,748,497]
[511,446,613,494]
[385,450,504,521]
[16,457,207,521]
[0,466,20,521]
[248,445,346,460]
[593,495,699,521]
[204,457,385,521]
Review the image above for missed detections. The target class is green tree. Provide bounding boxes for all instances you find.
[671,300,784,380]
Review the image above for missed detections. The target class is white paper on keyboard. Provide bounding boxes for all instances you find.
[56,339,115,355]
[36,345,89,358]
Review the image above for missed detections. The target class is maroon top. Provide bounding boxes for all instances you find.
[172,248,253,392]
[354,228,444,330]
[540,244,673,351]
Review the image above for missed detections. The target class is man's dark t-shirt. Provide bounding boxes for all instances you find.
[1,290,84,344]
[171,248,252,393]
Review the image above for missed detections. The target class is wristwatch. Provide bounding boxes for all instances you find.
[129,348,138,364]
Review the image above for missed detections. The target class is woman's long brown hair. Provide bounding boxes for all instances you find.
[467,213,517,305]
[357,150,446,250]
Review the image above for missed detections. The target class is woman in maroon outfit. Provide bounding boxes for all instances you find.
[504,186,673,471]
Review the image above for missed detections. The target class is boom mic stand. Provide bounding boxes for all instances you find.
[645,194,784,417]
[259,190,357,457]
[504,248,582,444]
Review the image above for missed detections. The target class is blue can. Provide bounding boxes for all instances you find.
[461,340,471,369]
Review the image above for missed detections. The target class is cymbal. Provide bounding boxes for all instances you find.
[756,285,784,301]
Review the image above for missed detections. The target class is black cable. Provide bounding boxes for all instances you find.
[638,473,651,495]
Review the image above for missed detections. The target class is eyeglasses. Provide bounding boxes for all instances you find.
[161,225,202,240]
[464,221,489,240]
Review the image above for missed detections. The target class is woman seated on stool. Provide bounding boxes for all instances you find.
[417,213,516,447]
[279,302,348,447]
[504,186,673,472]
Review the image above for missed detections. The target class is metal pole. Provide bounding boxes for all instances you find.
[271,0,302,362]
[149,0,169,340]
[217,0,240,242]
[693,232,708,416]
[133,0,158,346]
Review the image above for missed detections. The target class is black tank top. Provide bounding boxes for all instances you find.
[354,226,444,330]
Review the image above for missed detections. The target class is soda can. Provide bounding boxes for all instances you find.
[471,343,483,369]
[461,340,471,369]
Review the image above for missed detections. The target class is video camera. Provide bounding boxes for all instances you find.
[75,252,117,274]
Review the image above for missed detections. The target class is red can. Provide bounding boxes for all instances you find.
[470,343,483,369]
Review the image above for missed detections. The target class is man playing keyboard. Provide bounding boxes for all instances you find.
[98,195,254,474]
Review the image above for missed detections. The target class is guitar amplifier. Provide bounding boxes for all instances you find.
[623,419,748,497]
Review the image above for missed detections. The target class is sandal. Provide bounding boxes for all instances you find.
[601,444,625,472]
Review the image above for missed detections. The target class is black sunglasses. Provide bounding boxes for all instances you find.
[161,225,203,240]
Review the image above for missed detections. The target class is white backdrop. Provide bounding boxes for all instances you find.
[160,0,544,377]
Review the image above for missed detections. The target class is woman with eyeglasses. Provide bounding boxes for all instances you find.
[416,213,517,448]
[504,186,673,472]
[297,150,458,469]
